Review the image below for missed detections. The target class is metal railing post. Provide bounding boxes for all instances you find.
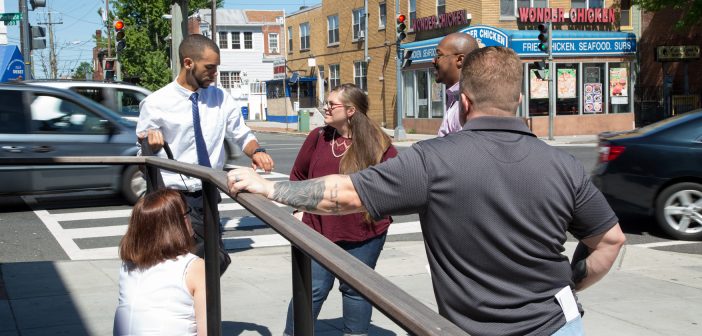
[203,182,222,336]
[291,246,313,335]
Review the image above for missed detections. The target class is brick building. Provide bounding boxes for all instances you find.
[280,1,651,136]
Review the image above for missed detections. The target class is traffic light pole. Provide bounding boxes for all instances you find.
[394,1,406,140]
[547,21,555,140]
[19,0,32,79]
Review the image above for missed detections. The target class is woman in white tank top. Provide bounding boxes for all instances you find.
[113,189,207,336]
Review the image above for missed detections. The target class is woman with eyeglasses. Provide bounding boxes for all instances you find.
[114,189,206,336]
[282,83,397,336]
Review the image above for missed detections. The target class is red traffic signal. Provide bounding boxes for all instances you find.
[397,14,406,24]
[114,20,124,32]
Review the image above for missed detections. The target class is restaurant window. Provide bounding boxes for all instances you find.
[328,15,339,44]
[403,71,415,117]
[244,32,253,49]
[300,23,310,50]
[583,63,605,114]
[329,64,340,91]
[354,61,368,91]
[379,3,387,29]
[287,26,293,52]
[501,0,548,18]
[571,0,604,8]
[437,0,446,16]
[608,62,631,113]
[232,32,241,49]
[218,32,228,49]
[408,0,416,30]
[527,63,548,116]
[352,8,366,40]
[416,70,429,118]
[555,63,579,115]
[430,70,444,118]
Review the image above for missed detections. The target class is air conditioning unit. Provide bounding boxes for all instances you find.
[357,30,365,40]
[270,47,279,53]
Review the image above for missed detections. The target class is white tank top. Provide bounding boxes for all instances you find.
[113,253,198,336]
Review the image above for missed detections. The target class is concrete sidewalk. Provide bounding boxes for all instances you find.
[1,240,701,335]
[245,120,599,147]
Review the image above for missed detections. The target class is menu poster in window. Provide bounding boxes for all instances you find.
[557,69,577,98]
[583,83,603,113]
[585,67,600,84]
[609,68,628,97]
[431,82,443,102]
[530,69,549,99]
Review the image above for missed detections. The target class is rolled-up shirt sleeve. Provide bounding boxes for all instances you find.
[350,145,429,220]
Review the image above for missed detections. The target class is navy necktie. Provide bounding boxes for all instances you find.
[190,93,211,167]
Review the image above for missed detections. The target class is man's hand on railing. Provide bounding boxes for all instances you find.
[137,129,165,153]
[227,168,274,198]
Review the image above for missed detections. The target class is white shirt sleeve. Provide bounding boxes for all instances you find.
[222,92,256,150]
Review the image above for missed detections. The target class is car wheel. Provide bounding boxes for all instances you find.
[655,182,702,240]
[121,165,146,205]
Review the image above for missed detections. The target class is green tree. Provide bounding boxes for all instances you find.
[72,61,94,80]
[107,0,224,91]
[633,0,702,29]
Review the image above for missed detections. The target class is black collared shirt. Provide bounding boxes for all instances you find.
[351,116,617,336]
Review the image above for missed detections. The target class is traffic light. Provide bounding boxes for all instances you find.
[114,19,126,53]
[29,25,47,50]
[104,58,116,81]
[533,60,547,80]
[537,23,550,54]
[396,14,407,43]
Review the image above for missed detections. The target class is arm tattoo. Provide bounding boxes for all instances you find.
[271,180,326,212]
[330,182,340,214]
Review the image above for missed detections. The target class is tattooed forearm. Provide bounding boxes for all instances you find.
[330,182,340,213]
[271,180,326,212]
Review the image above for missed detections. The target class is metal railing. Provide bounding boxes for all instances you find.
[0,156,469,336]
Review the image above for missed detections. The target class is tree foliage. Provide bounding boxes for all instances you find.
[72,62,93,80]
[633,0,702,29]
[106,0,223,90]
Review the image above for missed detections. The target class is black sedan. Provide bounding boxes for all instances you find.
[592,109,702,240]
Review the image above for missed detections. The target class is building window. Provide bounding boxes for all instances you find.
[437,0,446,16]
[268,33,279,53]
[329,64,340,91]
[352,8,366,40]
[244,32,253,49]
[571,0,604,8]
[218,32,228,49]
[501,0,548,18]
[300,22,310,50]
[620,0,633,29]
[220,71,242,89]
[379,2,387,29]
[287,26,293,52]
[328,15,339,44]
[354,61,367,91]
[408,0,416,30]
[232,32,241,49]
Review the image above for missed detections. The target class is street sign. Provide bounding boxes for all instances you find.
[655,45,701,62]
[0,13,22,25]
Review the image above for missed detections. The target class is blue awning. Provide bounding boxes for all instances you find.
[401,25,636,63]
[0,45,25,82]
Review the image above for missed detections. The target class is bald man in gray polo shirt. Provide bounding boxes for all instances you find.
[228,47,626,336]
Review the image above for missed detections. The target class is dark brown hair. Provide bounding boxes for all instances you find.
[179,34,220,66]
[332,83,392,174]
[119,189,193,270]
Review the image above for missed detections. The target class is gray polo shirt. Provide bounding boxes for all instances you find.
[350,116,617,336]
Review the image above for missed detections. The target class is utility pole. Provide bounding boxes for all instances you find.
[37,11,62,78]
[547,22,555,140]
[19,0,31,79]
[105,0,111,58]
[394,0,406,140]
[170,0,188,78]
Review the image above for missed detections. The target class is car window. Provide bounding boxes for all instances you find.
[29,94,110,134]
[116,89,146,118]
[70,87,107,105]
[0,90,28,133]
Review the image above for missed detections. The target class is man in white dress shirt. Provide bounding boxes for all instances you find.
[434,32,478,137]
[137,34,274,274]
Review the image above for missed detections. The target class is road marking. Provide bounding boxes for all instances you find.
[635,241,700,248]
[22,195,84,260]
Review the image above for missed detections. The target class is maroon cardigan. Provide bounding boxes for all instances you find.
[290,126,398,243]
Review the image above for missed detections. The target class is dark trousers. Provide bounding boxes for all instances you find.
[183,190,231,275]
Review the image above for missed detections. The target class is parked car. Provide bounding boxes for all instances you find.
[592,109,702,240]
[0,83,145,204]
[23,79,152,122]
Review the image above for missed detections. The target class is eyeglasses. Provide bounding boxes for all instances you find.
[321,101,346,111]
[433,53,463,61]
[183,206,192,218]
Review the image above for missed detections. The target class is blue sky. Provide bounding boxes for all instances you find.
[3,0,318,78]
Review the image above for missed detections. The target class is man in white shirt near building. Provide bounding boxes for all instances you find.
[137,34,274,274]
[434,32,479,137]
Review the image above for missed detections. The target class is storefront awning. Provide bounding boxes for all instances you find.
[402,25,637,63]
[0,45,25,82]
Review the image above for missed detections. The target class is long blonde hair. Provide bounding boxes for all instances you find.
[332,83,392,174]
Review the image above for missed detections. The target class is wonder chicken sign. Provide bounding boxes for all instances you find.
[518,7,617,24]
